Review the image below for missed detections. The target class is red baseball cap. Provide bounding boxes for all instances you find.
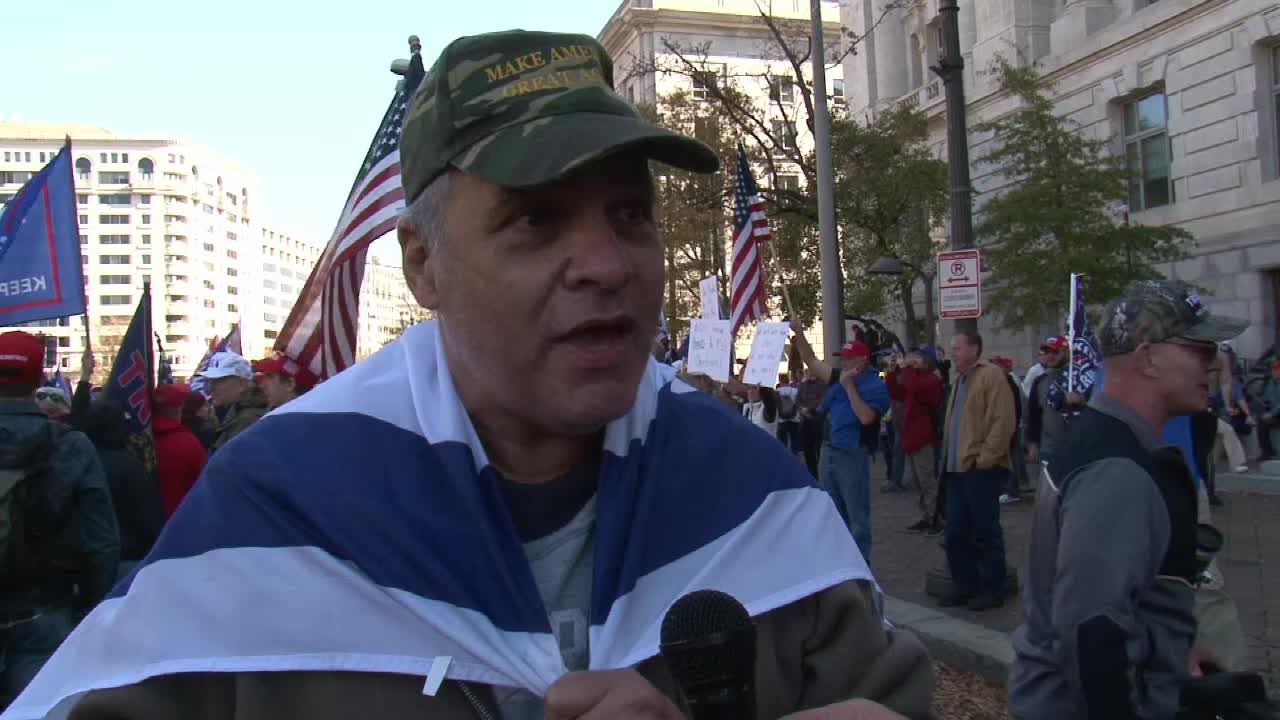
[253,352,319,392]
[154,383,193,410]
[0,332,45,386]
[837,340,871,359]
[1040,335,1068,352]
[990,355,1014,372]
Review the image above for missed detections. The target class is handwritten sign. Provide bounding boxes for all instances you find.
[699,276,720,320]
[743,322,791,387]
[686,319,732,382]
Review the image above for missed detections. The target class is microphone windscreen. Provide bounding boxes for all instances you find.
[659,589,754,689]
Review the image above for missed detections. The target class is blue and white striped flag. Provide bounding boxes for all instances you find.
[3,320,875,720]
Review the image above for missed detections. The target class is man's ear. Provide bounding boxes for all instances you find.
[400,219,439,310]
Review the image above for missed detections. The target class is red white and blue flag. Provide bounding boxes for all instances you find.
[189,323,241,396]
[273,46,425,380]
[729,145,770,336]
[0,142,86,325]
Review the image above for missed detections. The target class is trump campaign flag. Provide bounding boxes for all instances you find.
[1048,273,1102,411]
[101,284,156,472]
[0,142,87,325]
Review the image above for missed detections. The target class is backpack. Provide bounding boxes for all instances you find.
[0,423,66,591]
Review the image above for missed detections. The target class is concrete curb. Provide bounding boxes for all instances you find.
[1218,472,1280,495]
[885,595,1013,687]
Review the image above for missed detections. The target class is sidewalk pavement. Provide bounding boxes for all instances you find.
[868,463,1279,695]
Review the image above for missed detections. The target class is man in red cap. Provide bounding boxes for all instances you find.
[788,325,891,562]
[152,383,208,519]
[0,331,119,704]
[252,352,319,411]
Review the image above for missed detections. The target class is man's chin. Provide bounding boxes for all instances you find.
[553,381,641,434]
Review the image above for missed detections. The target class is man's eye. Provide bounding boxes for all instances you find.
[615,203,653,224]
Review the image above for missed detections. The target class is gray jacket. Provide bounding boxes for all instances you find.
[1009,394,1197,720]
[1024,367,1069,459]
[0,400,120,617]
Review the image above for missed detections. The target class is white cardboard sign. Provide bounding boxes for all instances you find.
[686,319,733,382]
[742,321,791,387]
[698,276,720,320]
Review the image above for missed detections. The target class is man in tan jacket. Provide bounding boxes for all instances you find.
[938,332,1017,612]
[4,30,933,720]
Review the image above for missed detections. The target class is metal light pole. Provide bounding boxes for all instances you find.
[811,0,845,357]
[935,0,977,337]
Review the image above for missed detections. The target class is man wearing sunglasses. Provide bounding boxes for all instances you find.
[1009,280,1246,720]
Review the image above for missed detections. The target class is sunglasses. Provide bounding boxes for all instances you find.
[1160,337,1219,365]
[34,390,68,402]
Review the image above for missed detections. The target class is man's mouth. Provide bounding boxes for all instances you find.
[555,316,639,369]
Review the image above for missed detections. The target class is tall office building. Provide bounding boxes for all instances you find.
[357,258,423,361]
[1,121,411,382]
[841,0,1280,360]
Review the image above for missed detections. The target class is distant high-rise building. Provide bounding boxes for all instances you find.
[357,258,423,361]
[0,122,322,382]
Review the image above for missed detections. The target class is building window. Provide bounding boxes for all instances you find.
[264,280,277,290]
[140,234,151,245]
[138,158,154,179]
[227,249,237,259]
[768,75,795,104]
[202,242,215,252]
[775,174,801,192]
[97,171,130,185]
[99,214,130,225]
[100,295,132,305]
[140,254,151,265]
[227,268,238,277]
[98,234,130,245]
[75,157,92,180]
[227,286,239,296]
[99,275,131,285]
[204,300,216,309]
[203,280,215,290]
[771,120,798,150]
[78,214,89,225]
[99,194,131,206]
[77,194,89,205]
[99,153,108,163]
[100,254,131,265]
[692,64,725,101]
[265,329,278,340]
[264,312,279,323]
[140,214,151,225]
[1124,92,1173,211]
[228,304,239,313]
[138,195,150,205]
[909,34,924,89]
[832,78,845,106]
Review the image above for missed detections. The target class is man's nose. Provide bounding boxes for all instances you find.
[561,212,633,291]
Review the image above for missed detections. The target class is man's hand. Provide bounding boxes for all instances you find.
[781,699,908,719]
[545,669,683,720]
[1188,641,1224,678]
[840,367,860,391]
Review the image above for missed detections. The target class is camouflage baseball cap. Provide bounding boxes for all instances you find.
[400,30,720,202]
[1097,280,1247,357]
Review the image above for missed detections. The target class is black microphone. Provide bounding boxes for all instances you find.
[659,589,756,720]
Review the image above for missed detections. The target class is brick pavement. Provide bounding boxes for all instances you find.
[866,465,1279,693]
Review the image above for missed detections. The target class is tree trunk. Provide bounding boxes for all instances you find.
[665,241,677,319]
[899,278,919,347]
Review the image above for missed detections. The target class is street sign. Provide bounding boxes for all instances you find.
[937,249,982,319]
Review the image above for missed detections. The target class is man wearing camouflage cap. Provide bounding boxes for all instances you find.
[1010,280,1246,720]
[10,30,931,720]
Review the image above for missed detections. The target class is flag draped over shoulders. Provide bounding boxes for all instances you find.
[3,320,874,720]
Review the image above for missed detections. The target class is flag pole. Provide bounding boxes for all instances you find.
[1067,273,1077,396]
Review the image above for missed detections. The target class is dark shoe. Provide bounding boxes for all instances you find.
[937,593,973,608]
[966,594,1004,611]
[906,519,932,532]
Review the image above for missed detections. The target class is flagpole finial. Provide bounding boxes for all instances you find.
[408,35,421,55]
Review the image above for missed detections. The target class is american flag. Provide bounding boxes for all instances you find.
[729,145,770,335]
[274,43,426,380]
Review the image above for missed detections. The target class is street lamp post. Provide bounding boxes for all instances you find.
[868,256,937,348]
[811,0,845,358]
[934,0,977,338]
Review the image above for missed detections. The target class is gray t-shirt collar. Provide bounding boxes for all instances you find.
[1088,392,1163,451]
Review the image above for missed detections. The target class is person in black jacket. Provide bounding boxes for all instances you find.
[76,403,164,578]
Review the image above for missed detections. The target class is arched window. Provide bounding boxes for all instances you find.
[191,166,199,178]
[138,158,154,180]
[75,157,92,181]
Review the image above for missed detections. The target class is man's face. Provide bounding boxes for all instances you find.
[1147,338,1218,414]
[257,374,295,410]
[843,355,869,374]
[950,334,979,373]
[402,153,663,437]
[208,376,247,408]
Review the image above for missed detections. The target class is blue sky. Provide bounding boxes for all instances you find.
[5,0,620,262]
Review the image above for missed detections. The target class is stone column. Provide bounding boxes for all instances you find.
[873,1,908,103]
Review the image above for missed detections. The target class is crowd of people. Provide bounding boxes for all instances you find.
[0,24,1275,720]
[0,334,318,707]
